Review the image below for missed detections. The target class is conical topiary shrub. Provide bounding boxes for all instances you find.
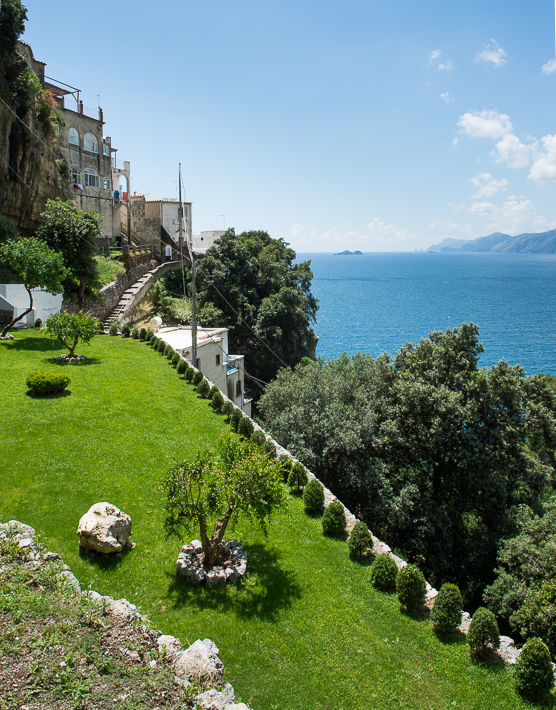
[302,479,325,513]
[431,583,463,633]
[514,637,555,698]
[370,554,398,591]
[467,607,499,659]
[322,500,346,536]
[287,462,308,492]
[348,521,373,561]
[396,564,426,611]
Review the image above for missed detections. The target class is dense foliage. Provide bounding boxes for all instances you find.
[161,435,287,565]
[166,229,318,389]
[484,498,556,656]
[348,520,373,560]
[322,500,347,536]
[514,638,554,698]
[431,583,463,633]
[26,371,70,395]
[288,462,308,492]
[259,323,556,603]
[0,237,67,336]
[370,554,398,591]
[396,564,426,611]
[302,478,325,513]
[0,0,27,100]
[45,312,99,357]
[37,199,102,309]
[467,607,499,659]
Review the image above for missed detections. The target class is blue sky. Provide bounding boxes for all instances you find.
[22,0,556,251]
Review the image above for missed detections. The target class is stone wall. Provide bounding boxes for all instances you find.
[62,252,157,321]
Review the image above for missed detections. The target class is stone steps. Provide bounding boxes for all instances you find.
[102,267,168,331]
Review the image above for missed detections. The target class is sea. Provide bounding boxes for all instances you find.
[296,252,556,375]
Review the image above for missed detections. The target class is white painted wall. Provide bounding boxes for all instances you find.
[0,285,63,325]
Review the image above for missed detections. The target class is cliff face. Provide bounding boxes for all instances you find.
[0,100,71,235]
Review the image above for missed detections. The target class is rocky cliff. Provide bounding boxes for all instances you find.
[0,98,71,235]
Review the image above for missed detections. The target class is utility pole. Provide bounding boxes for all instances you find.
[189,197,197,369]
[178,164,186,298]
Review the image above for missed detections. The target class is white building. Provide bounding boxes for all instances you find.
[0,285,63,327]
[157,325,252,416]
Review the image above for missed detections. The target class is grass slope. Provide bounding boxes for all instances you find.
[0,332,541,710]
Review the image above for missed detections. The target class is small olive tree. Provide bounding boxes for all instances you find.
[0,237,67,336]
[45,312,99,356]
[161,435,287,566]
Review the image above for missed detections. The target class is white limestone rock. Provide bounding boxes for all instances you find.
[76,502,132,554]
[106,598,139,620]
[174,638,224,685]
[157,634,183,660]
[195,683,235,709]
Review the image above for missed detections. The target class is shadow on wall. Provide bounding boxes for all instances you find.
[165,543,302,623]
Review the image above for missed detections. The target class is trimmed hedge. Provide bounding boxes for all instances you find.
[230,407,243,431]
[185,368,194,383]
[431,583,463,633]
[177,360,188,376]
[264,439,277,458]
[139,327,147,340]
[192,371,204,387]
[467,607,499,659]
[171,353,180,367]
[131,325,140,339]
[208,385,219,400]
[251,430,266,447]
[34,318,42,329]
[238,416,255,439]
[288,462,308,491]
[370,554,398,591]
[514,637,554,698]
[26,371,71,395]
[197,379,210,398]
[396,564,426,611]
[211,390,224,412]
[302,479,325,513]
[348,521,373,561]
[108,320,119,336]
[322,500,347,536]
[222,400,234,418]
[279,455,293,481]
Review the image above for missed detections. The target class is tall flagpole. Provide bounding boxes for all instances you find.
[178,164,186,298]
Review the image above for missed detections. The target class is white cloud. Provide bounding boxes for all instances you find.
[532,215,556,231]
[429,218,473,235]
[529,134,556,182]
[470,173,509,198]
[492,134,535,169]
[470,198,536,234]
[476,40,507,68]
[457,109,512,139]
[428,50,454,72]
[541,58,556,75]
[290,223,306,237]
[439,92,453,103]
[366,218,418,244]
[449,201,467,213]
[438,60,454,72]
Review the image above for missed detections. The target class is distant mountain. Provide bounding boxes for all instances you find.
[426,229,556,254]
[334,250,364,255]
[426,237,472,252]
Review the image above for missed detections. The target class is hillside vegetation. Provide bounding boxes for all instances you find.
[0,332,544,709]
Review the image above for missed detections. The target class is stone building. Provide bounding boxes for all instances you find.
[17,42,131,246]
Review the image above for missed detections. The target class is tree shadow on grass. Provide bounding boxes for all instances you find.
[165,542,302,622]
[3,336,60,352]
[78,545,134,570]
[25,389,72,399]
[433,629,467,646]
[45,356,102,366]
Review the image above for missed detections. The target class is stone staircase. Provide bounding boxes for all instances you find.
[102,262,180,332]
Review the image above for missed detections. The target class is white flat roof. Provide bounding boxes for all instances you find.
[157,326,226,352]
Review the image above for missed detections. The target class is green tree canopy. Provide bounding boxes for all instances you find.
[0,0,27,98]
[44,311,99,357]
[166,228,318,390]
[0,237,67,336]
[258,323,556,603]
[161,434,287,565]
[37,199,102,310]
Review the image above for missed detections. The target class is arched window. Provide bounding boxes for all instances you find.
[84,168,99,188]
[236,380,242,398]
[84,132,98,153]
[68,128,79,145]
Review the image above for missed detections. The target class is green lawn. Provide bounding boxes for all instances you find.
[0,332,544,710]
